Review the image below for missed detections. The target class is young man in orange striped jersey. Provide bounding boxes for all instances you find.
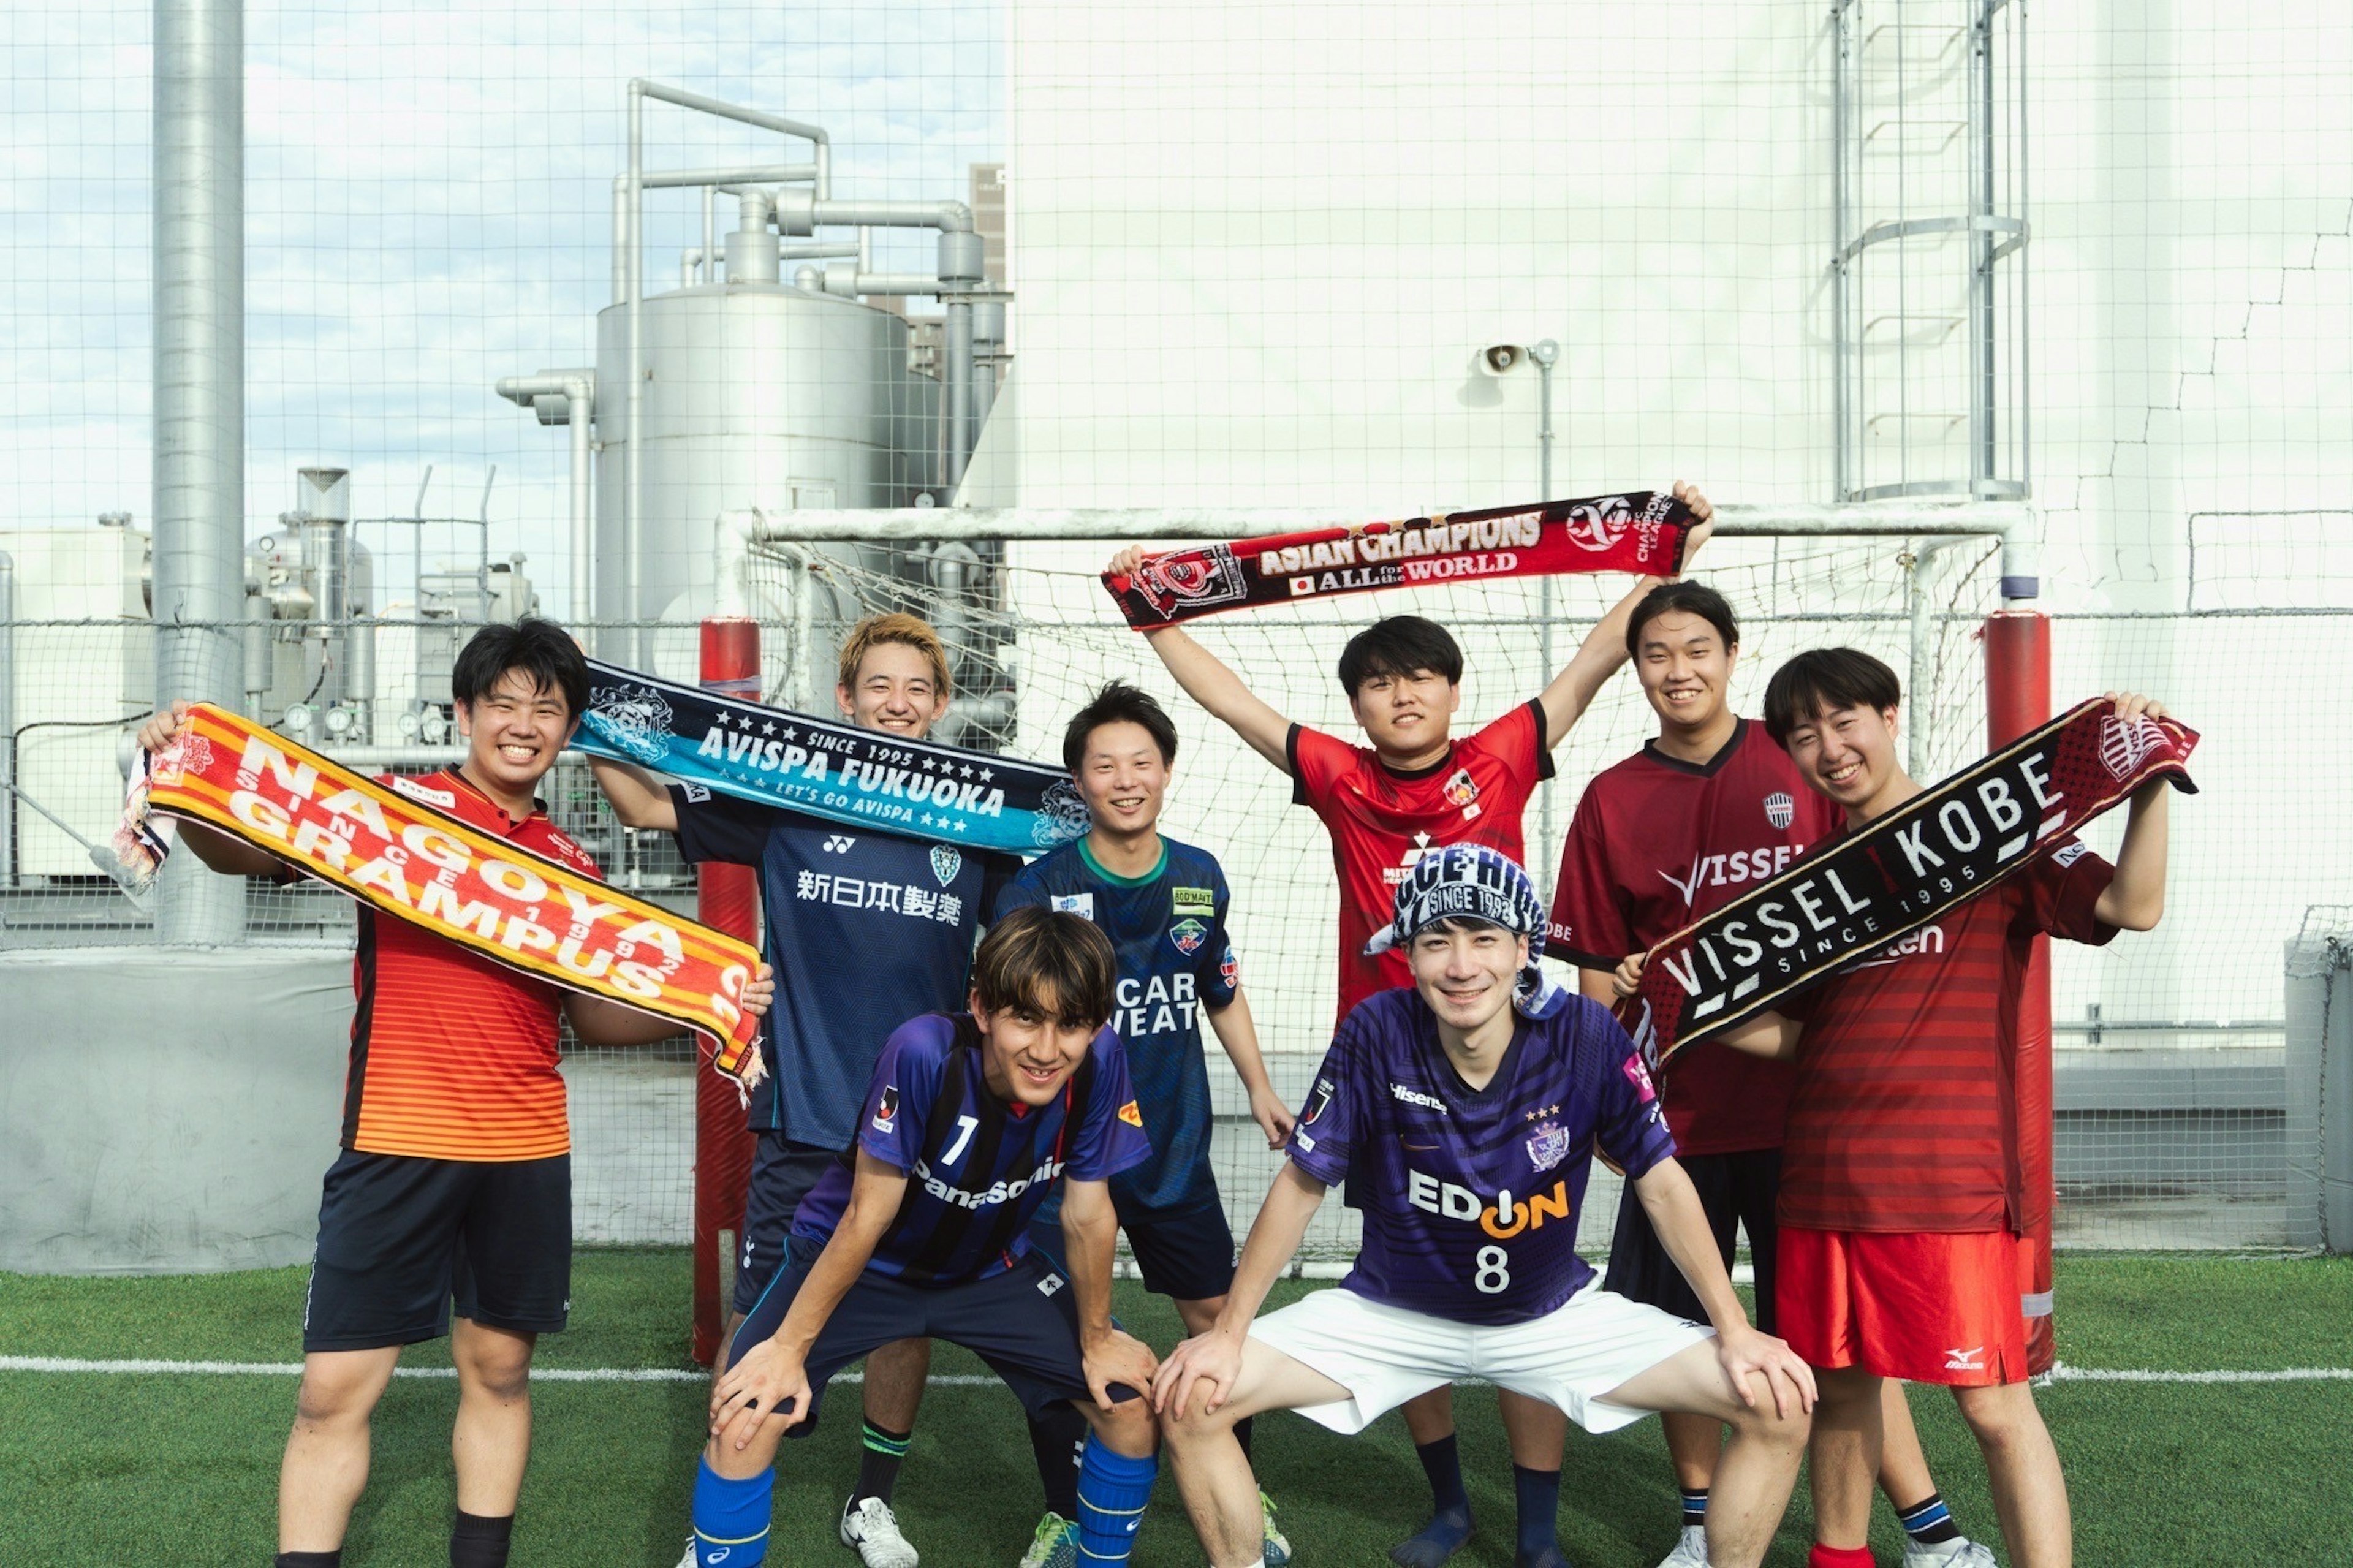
[138,619,775,1568]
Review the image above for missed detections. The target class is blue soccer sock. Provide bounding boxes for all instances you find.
[1896,1491,1961,1546]
[1074,1433,1157,1564]
[1512,1464,1566,1568]
[1680,1488,1709,1529]
[1390,1434,1474,1568]
[692,1453,775,1568]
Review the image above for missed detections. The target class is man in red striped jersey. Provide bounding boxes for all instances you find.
[1616,649,2173,1568]
[1553,589,1990,1568]
[139,620,774,1568]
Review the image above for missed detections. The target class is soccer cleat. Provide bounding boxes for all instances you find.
[841,1494,922,1568]
[1017,1510,1077,1568]
[1654,1524,1709,1568]
[1903,1537,1996,1568]
[1260,1491,1293,1567]
[675,1540,699,1568]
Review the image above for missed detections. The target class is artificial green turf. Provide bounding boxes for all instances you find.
[2,1252,2345,1565]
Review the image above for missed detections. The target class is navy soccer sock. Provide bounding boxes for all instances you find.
[1074,1433,1157,1563]
[1389,1434,1474,1568]
[1897,1491,1962,1546]
[854,1418,913,1506]
[692,1453,775,1568]
[1235,1414,1256,1462]
[1512,1464,1565,1567]
[275,1555,341,1568]
[1680,1488,1709,1529]
[449,1510,514,1568]
[1029,1404,1087,1519]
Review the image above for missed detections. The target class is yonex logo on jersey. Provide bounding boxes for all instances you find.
[1945,1345,1985,1371]
[1406,1170,1574,1240]
[1389,1083,1449,1113]
[1765,791,1794,830]
[823,835,857,853]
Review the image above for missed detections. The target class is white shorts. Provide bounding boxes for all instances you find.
[1246,1281,1713,1436]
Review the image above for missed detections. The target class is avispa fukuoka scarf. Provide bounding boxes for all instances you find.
[126,704,770,1086]
[1100,492,1696,630]
[572,658,1091,857]
[1623,699,2200,1064]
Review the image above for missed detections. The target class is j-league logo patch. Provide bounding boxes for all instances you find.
[1169,917,1209,955]
[1764,790,1795,830]
[930,845,963,886]
[1301,1077,1335,1126]
[871,1086,900,1134]
[1525,1121,1572,1172]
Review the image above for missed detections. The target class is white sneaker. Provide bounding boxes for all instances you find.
[1656,1524,1709,1568]
[675,1540,699,1568]
[841,1494,922,1568]
[1904,1539,1997,1568]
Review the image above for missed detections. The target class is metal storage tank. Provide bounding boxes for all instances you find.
[593,278,939,680]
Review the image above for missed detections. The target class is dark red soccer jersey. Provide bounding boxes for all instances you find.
[1290,701,1552,1025]
[1778,839,2117,1234]
[343,769,603,1162]
[1550,719,1843,1154]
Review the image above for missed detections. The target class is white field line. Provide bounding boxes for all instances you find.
[6,1355,2351,1387]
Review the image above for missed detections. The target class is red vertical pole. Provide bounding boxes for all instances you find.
[1984,610,2055,1373]
[693,618,763,1366]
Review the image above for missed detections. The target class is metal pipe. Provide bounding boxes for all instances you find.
[700,184,713,282]
[611,176,628,305]
[972,298,1004,431]
[153,0,248,945]
[1972,0,1996,494]
[1904,536,1970,776]
[494,373,596,620]
[0,552,13,886]
[642,162,819,191]
[800,197,971,232]
[820,271,961,297]
[632,81,831,197]
[1529,339,1560,866]
[945,300,974,491]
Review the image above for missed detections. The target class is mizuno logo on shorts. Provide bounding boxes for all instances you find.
[1945,1345,1985,1371]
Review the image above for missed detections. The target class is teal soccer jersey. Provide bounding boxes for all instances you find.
[996,836,1238,1210]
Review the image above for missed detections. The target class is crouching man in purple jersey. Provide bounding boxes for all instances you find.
[681,907,1164,1568]
[1153,846,1815,1568]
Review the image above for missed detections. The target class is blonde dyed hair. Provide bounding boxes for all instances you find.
[836,612,953,699]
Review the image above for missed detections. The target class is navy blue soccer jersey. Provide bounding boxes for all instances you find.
[1286,986,1678,1327]
[995,836,1238,1211]
[790,1013,1153,1284]
[669,787,1019,1147]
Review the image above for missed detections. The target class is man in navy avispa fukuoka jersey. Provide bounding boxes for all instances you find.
[999,682,1297,1568]
[1150,846,1816,1568]
[680,907,1164,1568]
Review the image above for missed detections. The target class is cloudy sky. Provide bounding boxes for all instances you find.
[3,0,1004,610]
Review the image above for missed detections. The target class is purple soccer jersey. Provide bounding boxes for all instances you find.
[791,1013,1153,1284]
[1286,985,1677,1326]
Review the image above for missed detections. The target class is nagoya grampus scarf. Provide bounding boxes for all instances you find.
[1623,699,2200,1065]
[572,658,1091,856]
[1100,492,1695,630]
[127,705,769,1086]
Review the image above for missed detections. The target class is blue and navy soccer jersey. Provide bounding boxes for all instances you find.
[1286,986,1678,1327]
[995,836,1238,1211]
[791,1012,1154,1284]
[669,788,1019,1147]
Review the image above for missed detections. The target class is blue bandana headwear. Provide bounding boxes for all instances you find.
[1364,843,1556,1013]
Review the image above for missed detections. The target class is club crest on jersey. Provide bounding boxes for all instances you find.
[930,845,963,886]
[1219,945,1238,988]
[1443,768,1480,810]
[1765,790,1794,830]
[1050,892,1096,919]
[871,1086,900,1133]
[1525,1121,1572,1172]
[1302,1077,1335,1127]
[1169,916,1209,955]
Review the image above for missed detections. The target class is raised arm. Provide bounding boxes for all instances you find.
[1534,481,1714,748]
[589,757,678,832]
[2093,694,2173,932]
[132,702,287,877]
[1205,988,1295,1149]
[1107,547,1294,771]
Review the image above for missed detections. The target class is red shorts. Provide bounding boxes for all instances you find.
[1775,1227,2028,1387]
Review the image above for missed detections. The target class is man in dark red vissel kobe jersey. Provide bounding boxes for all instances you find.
[1616,650,2177,1568]
[1109,483,1714,1568]
[1552,585,1993,1568]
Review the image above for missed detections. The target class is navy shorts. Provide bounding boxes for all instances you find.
[1604,1148,1779,1335]
[1028,1189,1237,1304]
[302,1149,571,1352]
[729,1239,1140,1434]
[732,1134,848,1315]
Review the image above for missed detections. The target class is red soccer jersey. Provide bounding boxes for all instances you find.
[343,769,603,1162]
[1290,700,1552,1024]
[1549,719,1843,1154]
[1777,839,2117,1234]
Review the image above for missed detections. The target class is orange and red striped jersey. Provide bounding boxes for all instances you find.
[341,770,601,1162]
[1778,841,2115,1233]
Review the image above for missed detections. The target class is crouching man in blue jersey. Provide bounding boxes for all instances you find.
[1154,846,1815,1568]
[683,906,1164,1568]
